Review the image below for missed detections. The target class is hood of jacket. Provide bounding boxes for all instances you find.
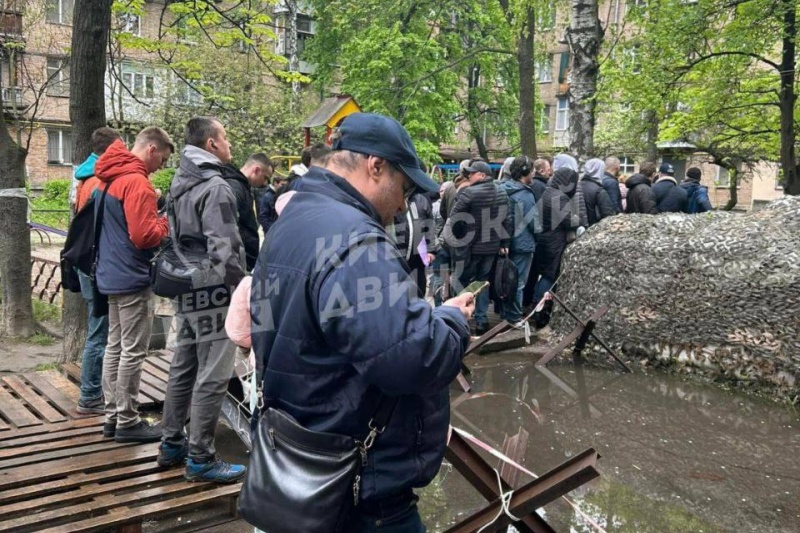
[202,162,249,188]
[95,139,147,183]
[656,176,678,187]
[171,145,223,199]
[583,158,606,182]
[553,153,578,172]
[74,153,99,180]
[292,167,383,224]
[549,168,579,198]
[500,178,529,195]
[626,173,652,189]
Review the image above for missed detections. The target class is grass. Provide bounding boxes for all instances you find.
[33,298,62,324]
[33,362,60,371]
[27,333,56,346]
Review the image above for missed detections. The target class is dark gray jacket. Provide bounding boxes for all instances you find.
[443,178,512,256]
[581,175,617,226]
[170,145,246,307]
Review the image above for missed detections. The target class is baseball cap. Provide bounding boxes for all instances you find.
[659,162,675,175]
[463,160,493,177]
[332,113,438,193]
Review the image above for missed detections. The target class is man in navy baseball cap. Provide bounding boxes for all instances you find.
[332,112,439,194]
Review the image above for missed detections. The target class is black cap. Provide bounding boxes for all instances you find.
[464,160,493,177]
[332,113,438,193]
[659,162,675,175]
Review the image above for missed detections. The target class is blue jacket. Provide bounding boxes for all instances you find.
[250,167,471,503]
[500,179,540,253]
[257,186,278,234]
[602,172,623,213]
[680,181,713,213]
[653,177,688,213]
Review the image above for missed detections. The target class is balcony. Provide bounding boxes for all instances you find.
[0,9,22,39]
[2,86,23,109]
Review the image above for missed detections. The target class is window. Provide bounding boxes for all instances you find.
[121,64,154,99]
[282,14,314,58]
[558,52,571,84]
[627,0,646,12]
[537,1,556,31]
[715,166,729,187]
[46,0,73,24]
[536,55,553,83]
[540,105,551,133]
[555,97,569,131]
[176,80,202,105]
[47,129,72,164]
[625,45,641,74]
[46,58,69,97]
[119,13,140,36]
[620,156,636,175]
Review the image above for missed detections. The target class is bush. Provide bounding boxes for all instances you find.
[151,168,175,195]
[41,179,71,202]
[30,179,71,230]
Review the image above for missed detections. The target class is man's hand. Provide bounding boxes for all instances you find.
[499,247,509,256]
[426,253,436,266]
[443,292,475,321]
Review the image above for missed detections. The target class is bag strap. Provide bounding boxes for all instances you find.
[363,395,399,451]
[90,183,111,278]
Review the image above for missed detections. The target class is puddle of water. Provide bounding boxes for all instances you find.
[420,353,800,533]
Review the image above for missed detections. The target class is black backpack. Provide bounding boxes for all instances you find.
[490,254,518,305]
[60,184,109,292]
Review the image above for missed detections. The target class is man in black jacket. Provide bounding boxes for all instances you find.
[530,158,551,203]
[602,156,623,213]
[652,162,688,213]
[443,160,512,334]
[625,162,659,214]
[200,158,265,272]
[581,158,617,226]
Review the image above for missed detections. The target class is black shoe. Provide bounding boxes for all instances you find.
[475,323,489,336]
[115,420,161,443]
[103,421,116,438]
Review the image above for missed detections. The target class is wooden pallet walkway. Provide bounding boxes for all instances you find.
[0,364,241,532]
[62,351,175,409]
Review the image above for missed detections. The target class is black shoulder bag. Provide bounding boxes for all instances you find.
[89,184,111,317]
[149,193,211,298]
[238,395,398,533]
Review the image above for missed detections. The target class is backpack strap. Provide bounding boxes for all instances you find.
[90,183,111,280]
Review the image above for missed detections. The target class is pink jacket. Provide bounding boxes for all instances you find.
[225,276,252,349]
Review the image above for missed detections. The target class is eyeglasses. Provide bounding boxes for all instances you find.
[389,162,416,200]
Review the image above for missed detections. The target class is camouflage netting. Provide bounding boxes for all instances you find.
[551,196,800,401]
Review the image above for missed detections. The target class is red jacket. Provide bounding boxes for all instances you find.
[94,140,168,295]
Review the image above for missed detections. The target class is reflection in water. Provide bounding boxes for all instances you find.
[420,354,800,533]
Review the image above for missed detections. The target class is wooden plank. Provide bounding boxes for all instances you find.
[0,476,225,530]
[536,307,609,367]
[0,385,41,428]
[136,379,164,403]
[36,485,240,533]
[0,425,100,450]
[0,433,109,460]
[138,372,166,402]
[147,355,173,374]
[0,443,156,490]
[0,469,185,518]
[62,362,82,382]
[41,370,82,402]
[2,375,67,423]
[143,362,170,384]
[0,440,131,470]
[0,460,162,505]
[0,416,102,443]
[0,419,9,432]
[22,372,76,416]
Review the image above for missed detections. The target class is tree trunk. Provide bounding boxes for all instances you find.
[645,112,659,163]
[0,116,33,338]
[62,0,113,364]
[466,64,489,160]
[723,167,738,211]
[568,0,601,162]
[779,0,798,195]
[517,6,536,158]
[286,0,301,95]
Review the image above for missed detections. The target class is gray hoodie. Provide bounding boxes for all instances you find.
[169,145,245,302]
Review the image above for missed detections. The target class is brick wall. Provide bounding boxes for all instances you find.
[23,126,73,187]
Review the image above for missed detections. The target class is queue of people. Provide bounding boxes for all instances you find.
[68,113,714,532]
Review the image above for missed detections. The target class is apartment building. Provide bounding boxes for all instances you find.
[0,0,310,187]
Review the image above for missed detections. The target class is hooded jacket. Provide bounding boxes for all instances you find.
[530,174,549,203]
[169,145,245,308]
[581,159,617,226]
[625,174,659,214]
[653,176,688,213]
[602,171,623,213]
[533,168,580,280]
[94,140,168,295]
[200,162,260,271]
[74,153,100,212]
[681,179,713,213]
[443,177,512,256]
[251,166,470,503]
[500,179,540,253]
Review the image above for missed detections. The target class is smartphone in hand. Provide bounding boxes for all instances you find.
[459,281,489,297]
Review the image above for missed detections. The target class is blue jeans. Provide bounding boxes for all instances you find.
[502,252,533,323]
[345,503,426,532]
[77,270,109,403]
[533,275,554,305]
[459,254,495,327]
[430,247,451,307]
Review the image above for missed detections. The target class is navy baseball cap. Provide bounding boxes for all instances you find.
[332,113,438,193]
[659,162,675,175]
[464,160,493,177]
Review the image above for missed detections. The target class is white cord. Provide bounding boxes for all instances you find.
[477,468,521,533]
